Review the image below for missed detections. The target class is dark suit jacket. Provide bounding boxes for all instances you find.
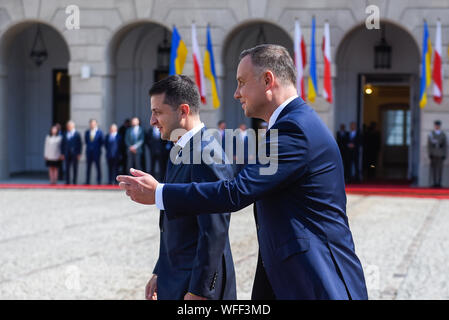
[146,126,169,158]
[162,98,368,300]
[154,128,236,300]
[61,131,82,157]
[104,133,121,159]
[84,129,104,160]
[125,126,145,154]
[336,130,348,153]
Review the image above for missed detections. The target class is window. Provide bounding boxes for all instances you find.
[385,109,410,146]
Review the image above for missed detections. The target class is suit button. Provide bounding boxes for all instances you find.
[256,224,260,230]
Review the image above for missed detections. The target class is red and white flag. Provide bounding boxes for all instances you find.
[433,19,443,104]
[322,21,333,103]
[192,22,206,104]
[294,19,307,100]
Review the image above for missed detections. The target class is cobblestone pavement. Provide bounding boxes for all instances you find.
[0,189,448,300]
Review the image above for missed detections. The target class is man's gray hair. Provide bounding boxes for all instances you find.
[239,44,296,86]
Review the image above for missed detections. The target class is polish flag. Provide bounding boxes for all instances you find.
[433,20,443,104]
[322,21,333,103]
[294,19,307,100]
[192,22,206,104]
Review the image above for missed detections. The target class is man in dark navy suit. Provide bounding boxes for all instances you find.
[61,120,82,185]
[84,119,104,185]
[347,121,362,183]
[104,123,121,185]
[140,75,235,300]
[146,125,170,181]
[118,45,367,300]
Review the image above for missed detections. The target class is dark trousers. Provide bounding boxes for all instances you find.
[348,148,359,182]
[65,154,79,185]
[251,252,276,300]
[107,157,119,184]
[127,151,142,173]
[86,156,102,185]
[430,156,444,186]
[150,154,167,181]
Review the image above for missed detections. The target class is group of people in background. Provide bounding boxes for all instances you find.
[43,117,256,185]
[335,121,381,183]
[336,120,448,188]
[43,117,173,185]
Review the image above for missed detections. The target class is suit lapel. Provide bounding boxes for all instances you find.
[165,144,183,183]
[165,128,203,183]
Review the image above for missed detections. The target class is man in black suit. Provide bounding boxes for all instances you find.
[142,75,236,300]
[104,123,121,185]
[84,119,104,185]
[118,119,130,175]
[336,124,349,182]
[347,121,362,183]
[61,120,82,185]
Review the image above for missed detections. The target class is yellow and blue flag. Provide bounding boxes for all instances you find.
[203,25,220,108]
[307,17,318,102]
[169,26,188,75]
[419,21,432,108]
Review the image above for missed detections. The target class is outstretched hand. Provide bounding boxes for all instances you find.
[116,168,158,205]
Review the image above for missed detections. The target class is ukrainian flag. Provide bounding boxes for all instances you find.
[307,17,318,102]
[419,21,432,108]
[169,26,188,75]
[203,25,220,108]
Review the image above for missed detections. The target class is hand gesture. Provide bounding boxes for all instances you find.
[117,168,158,205]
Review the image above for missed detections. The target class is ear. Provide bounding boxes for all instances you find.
[264,70,275,90]
[179,104,190,118]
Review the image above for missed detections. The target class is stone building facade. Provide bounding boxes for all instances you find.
[0,0,448,186]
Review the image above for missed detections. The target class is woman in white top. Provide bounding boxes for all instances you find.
[44,125,63,184]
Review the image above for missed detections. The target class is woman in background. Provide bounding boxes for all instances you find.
[44,125,63,184]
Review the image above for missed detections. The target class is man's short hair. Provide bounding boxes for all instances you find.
[239,44,296,86]
[149,75,200,114]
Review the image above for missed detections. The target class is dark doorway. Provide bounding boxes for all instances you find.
[359,74,416,183]
[52,69,70,127]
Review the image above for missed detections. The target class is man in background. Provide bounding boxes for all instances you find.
[336,124,349,182]
[118,118,131,175]
[146,125,170,181]
[125,117,145,172]
[104,123,121,185]
[428,120,447,188]
[84,119,104,185]
[61,120,82,185]
[347,121,361,183]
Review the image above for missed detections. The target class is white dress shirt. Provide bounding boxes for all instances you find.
[267,95,298,130]
[156,122,205,210]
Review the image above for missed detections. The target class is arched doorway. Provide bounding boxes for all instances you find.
[0,22,70,179]
[335,21,420,183]
[107,22,171,131]
[107,22,171,172]
[222,21,294,129]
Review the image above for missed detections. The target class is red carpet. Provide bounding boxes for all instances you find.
[1,183,449,199]
[0,184,120,190]
[346,184,449,199]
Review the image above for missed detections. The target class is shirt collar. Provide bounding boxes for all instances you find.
[175,123,205,149]
[268,95,298,129]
